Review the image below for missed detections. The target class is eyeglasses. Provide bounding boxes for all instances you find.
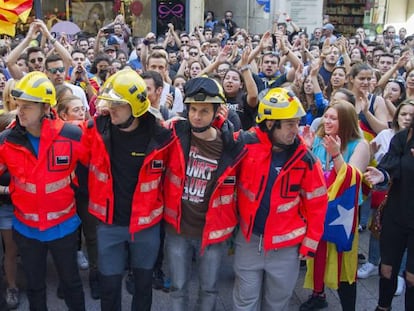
[47,67,65,74]
[29,57,44,64]
[189,52,198,56]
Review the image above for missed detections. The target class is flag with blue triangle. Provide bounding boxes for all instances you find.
[322,163,361,252]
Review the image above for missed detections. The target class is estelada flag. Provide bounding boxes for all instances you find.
[322,163,361,252]
[0,0,33,36]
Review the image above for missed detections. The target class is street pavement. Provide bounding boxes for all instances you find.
[9,229,405,310]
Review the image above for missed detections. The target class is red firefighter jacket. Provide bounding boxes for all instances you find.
[163,120,247,250]
[237,127,328,256]
[86,114,175,233]
[0,116,89,230]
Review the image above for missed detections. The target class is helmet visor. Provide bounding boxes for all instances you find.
[96,99,129,111]
[97,86,127,102]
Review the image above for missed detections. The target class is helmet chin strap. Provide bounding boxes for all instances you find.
[190,124,211,133]
[190,114,215,133]
[116,115,136,129]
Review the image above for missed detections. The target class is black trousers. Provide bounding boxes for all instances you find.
[13,229,85,311]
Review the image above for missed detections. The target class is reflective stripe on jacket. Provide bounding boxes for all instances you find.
[237,127,328,256]
[163,120,246,250]
[86,115,175,233]
[0,117,88,230]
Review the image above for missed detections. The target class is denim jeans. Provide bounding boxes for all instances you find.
[97,223,160,311]
[359,193,371,227]
[399,249,407,276]
[368,208,381,265]
[13,229,85,311]
[97,223,160,274]
[76,194,98,271]
[166,230,226,311]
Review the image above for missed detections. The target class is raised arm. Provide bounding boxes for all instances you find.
[247,31,271,64]
[6,23,38,79]
[377,52,410,88]
[37,20,73,70]
[275,31,301,81]
[239,46,258,108]
[167,23,181,48]
[198,45,231,76]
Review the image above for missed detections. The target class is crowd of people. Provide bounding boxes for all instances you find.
[0,8,413,311]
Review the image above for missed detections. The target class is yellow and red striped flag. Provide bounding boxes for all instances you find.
[322,163,361,252]
[0,0,33,36]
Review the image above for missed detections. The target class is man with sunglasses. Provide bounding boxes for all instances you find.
[6,20,72,80]
[45,55,90,116]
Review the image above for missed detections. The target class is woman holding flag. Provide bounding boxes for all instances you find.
[300,100,370,311]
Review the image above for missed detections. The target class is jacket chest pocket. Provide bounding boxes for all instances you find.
[280,168,305,199]
[48,140,72,172]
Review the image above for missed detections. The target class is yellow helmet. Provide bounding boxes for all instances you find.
[256,88,305,123]
[97,69,150,118]
[11,71,56,107]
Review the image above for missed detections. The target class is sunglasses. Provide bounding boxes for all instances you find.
[181,40,189,44]
[189,52,198,56]
[29,57,44,64]
[389,77,406,85]
[47,67,65,74]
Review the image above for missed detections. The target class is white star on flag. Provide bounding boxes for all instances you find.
[329,204,354,239]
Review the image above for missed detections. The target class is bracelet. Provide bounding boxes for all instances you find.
[240,64,251,72]
[332,153,341,160]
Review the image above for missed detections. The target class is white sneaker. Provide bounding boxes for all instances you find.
[77,250,89,270]
[394,276,405,296]
[357,262,378,279]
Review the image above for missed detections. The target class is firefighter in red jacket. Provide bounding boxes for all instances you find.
[0,72,87,310]
[86,69,175,311]
[163,77,246,311]
[233,88,328,311]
